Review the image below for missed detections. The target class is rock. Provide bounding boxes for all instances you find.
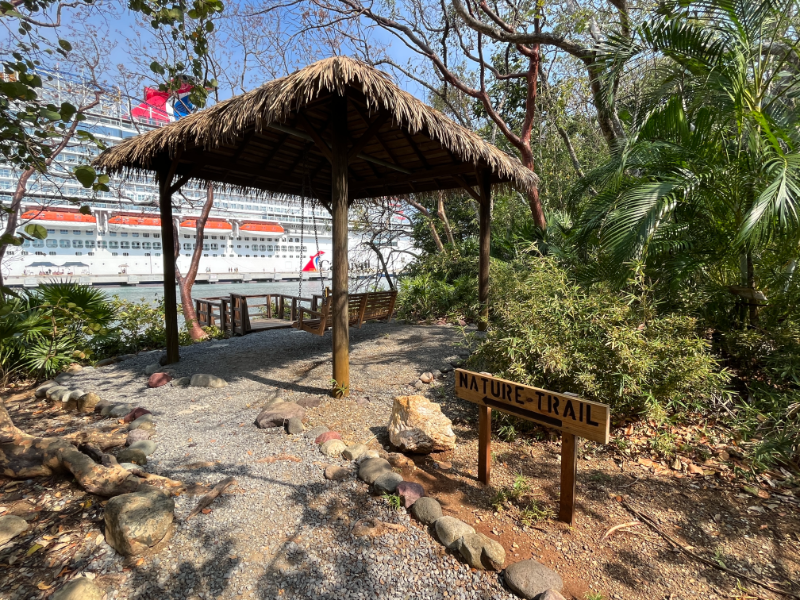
[129,440,156,456]
[440,364,453,373]
[419,372,433,384]
[123,407,152,423]
[294,395,323,409]
[342,443,367,461]
[104,488,174,556]
[286,417,305,435]
[116,448,147,465]
[457,532,505,570]
[144,363,162,376]
[387,452,414,468]
[324,465,350,481]
[315,431,341,445]
[77,392,101,413]
[94,399,113,414]
[189,374,227,388]
[445,355,463,367]
[63,389,85,411]
[357,458,392,484]
[434,516,475,549]
[372,472,403,495]
[503,560,563,599]
[432,369,442,379]
[35,380,57,398]
[109,404,134,418]
[54,373,72,384]
[45,386,70,402]
[126,429,152,446]
[51,577,104,600]
[96,357,116,367]
[362,449,381,460]
[396,481,425,508]
[388,395,456,453]
[254,402,305,429]
[172,377,191,387]
[128,414,155,431]
[0,515,28,545]
[305,426,329,439]
[148,373,172,388]
[320,439,347,457]
[535,590,567,600]
[119,463,140,471]
[671,457,682,471]
[413,380,424,390]
[411,497,442,525]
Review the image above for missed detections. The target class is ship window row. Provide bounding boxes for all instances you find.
[23,239,163,250]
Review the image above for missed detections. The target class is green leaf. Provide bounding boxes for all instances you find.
[0,233,23,246]
[150,61,165,75]
[74,165,97,188]
[79,205,92,215]
[24,223,47,240]
[58,39,72,52]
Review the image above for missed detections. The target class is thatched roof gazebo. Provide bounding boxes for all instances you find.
[95,56,538,394]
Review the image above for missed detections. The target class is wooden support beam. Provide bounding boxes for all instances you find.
[330,93,350,397]
[353,163,478,195]
[477,168,492,332]
[478,405,491,484]
[158,159,181,365]
[401,128,430,169]
[454,175,482,203]
[559,433,578,525]
[348,112,390,163]
[295,114,334,163]
[168,174,192,196]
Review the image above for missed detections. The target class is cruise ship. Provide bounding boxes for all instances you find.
[1,69,413,283]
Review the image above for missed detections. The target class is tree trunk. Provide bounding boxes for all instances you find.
[0,400,140,496]
[368,239,395,290]
[175,185,214,341]
[436,192,455,246]
[406,198,444,252]
[0,169,36,299]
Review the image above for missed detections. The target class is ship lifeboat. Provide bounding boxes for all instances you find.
[20,209,96,224]
[108,215,162,227]
[240,221,284,234]
[180,219,232,230]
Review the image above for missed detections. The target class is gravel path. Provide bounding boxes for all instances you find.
[66,322,516,600]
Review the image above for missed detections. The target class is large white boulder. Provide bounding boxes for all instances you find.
[387,395,456,453]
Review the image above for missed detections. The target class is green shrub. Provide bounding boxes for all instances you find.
[0,282,113,382]
[396,247,480,322]
[92,296,168,358]
[470,257,731,418]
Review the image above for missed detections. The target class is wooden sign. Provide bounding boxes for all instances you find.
[454,369,611,525]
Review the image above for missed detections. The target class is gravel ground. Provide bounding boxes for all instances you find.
[62,321,515,600]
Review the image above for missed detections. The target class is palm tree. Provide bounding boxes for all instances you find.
[573,0,800,321]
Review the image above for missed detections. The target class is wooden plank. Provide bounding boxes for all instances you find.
[348,112,390,163]
[330,93,350,397]
[478,405,491,484]
[478,169,491,331]
[454,369,610,444]
[559,433,578,525]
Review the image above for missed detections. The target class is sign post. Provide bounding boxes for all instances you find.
[454,369,610,525]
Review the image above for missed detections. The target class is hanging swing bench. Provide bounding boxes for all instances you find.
[292,289,398,336]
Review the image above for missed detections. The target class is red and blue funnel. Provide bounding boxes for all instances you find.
[302,251,325,272]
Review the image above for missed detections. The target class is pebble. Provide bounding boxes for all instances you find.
[324,465,350,481]
[411,497,442,525]
[129,440,157,455]
[305,425,329,439]
[342,443,367,461]
[396,481,425,507]
[434,516,475,549]
[357,457,392,484]
[503,560,563,599]
[315,430,342,444]
[144,363,162,376]
[0,515,28,545]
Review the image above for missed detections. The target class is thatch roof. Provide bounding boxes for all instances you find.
[95,56,538,201]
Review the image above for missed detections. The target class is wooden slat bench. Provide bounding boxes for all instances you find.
[292,290,398,336]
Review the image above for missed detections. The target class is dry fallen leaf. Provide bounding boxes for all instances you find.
[26,543,44,557]
[687,463,704,475]
[37,582,53,590]
[247,450,253,456]
[256,454,302,464]
[201,508,212,514]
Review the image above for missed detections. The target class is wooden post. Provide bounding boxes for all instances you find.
[330,93,350,396]
[158,164,180,364]
[477,169,492,332]
[478,405,492,484]
[559,432,578,525]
